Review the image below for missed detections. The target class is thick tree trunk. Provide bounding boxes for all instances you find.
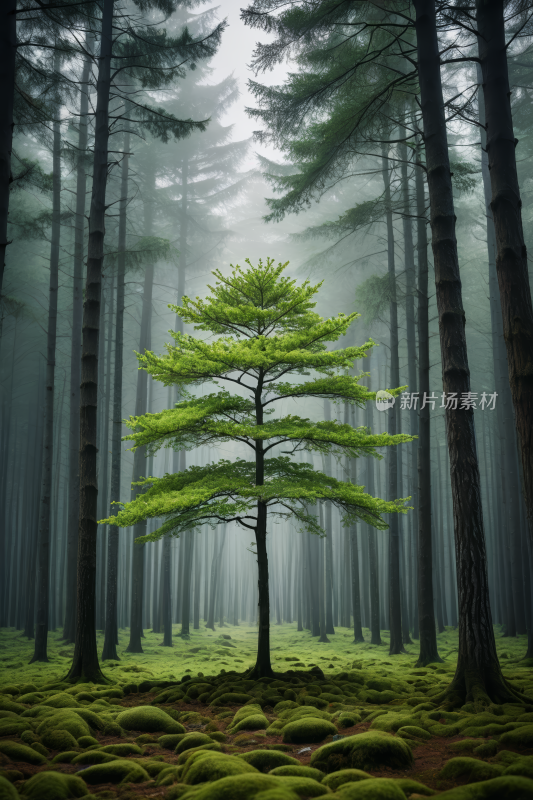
[382,142,404,656]
[64,43,92,645]
[0,0,16,323]
[476,0,533,550]
[414,0,523,706]
[31,58,61,663]
[66,0,115,684]
[414,143,441,666]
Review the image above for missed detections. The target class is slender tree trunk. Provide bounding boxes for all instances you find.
[161,534,172,645]
[179,531,194,637]
[365,356,382,645]
[414,116,442,666]
[67,0,115,683]
[64,42,92,645]
[414,0,523,705]
[476,0,533,549]
[318,528,330,643]
[382,142,403,656]
[0,0,16,325]
[31,57,61,663]
[350,528,364,643]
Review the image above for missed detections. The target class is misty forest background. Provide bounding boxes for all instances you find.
[1,0,533,689]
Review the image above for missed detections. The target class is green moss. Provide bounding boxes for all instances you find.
[183,752,259,784]
[302,696,329,710]
[176,773,280,799]
[29,743,48,758]
[439,757,504,782]
[50,751,79,764]
[427,723,460,737]
[159,733,186,749]
[177,742,223,765]
[0,741,47,765]
[116,705,185,733]
[310,732,414,773]
[494,751,521,765]
[71,750,118,765]
[333,777,406,799]
[0,699,26,715]
[336,712,361,729]
[393,778,435,796]
[280,707,332,723]
[18,732,39,746]
[77,735,99,748]
[253,790,300,800]
[100,743,143,756]
[370,713,424,733]
[209,731,226,743]
[20,772,88,799]
[77,758,151,784]
[282,717,337,744]
[473,741,498,758]
[210,693,255,706]
[165,784,192,799]
[396,726,432,741]
[136,733,158,744]
[0,775,19,800]
[448,739,484,752]
[155,765,183,786]
[275,776,330,796]
[238,750,300,772]
[231,714,269,733]
[36,711,91,739]
[40,693,80,709]
[432,776,533,799]
[503,756,533,779]
[269,765,325,781]
[321,769,372,790]
[499,724,533,748]
[176,733,215,754]
[0,722,34,737]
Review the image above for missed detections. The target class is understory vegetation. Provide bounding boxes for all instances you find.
[1,624,532,799]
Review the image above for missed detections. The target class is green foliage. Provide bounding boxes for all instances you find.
[450,161,480,195]
[104,236,179,274]
[100,259,411,541]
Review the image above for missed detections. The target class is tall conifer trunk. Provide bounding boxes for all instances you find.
[475,0,533,548]
[413,0,523,704]
[64,42,92,645]
[0,0,16,324]
[382,141,404,656]
[31,53,62,663]
[414,136,441,666]
[67,0,115,683]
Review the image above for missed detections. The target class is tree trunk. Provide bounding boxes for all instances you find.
[179,531,194,637]
[413,0,523,706]
[476,0,533,550]
[350,527,364,643]
[66,0,115,684]
[318,531,330,643]
[382,141,403,656]
[413,112,442,667]
[0,0,16,324]
[64,42,92,645]
[161,534,172,645]
[31,55,61,663]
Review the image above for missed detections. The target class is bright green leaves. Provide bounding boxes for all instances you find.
[100,458,410,541]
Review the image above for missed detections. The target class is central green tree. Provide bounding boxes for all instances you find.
[102,258,411,678]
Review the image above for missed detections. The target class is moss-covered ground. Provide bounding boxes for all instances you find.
[0,623,532,799]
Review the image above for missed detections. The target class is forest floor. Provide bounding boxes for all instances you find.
[0,623,532,800]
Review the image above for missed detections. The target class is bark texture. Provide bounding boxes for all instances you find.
[0,0,16,319]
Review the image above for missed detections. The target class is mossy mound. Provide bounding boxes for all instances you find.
[0,778,19,800]
[20,772,88,799]
[116,705,184,733]
[39,728,79,751]
[396,725,431,741]
[77,735,98,748]
[336,712,361,729]
[503,756,533,779]
[176,732,215,754]
[439,757,504,782]
[302,696,329,710]
[448,739,483,753]
[253,790,300,800]
[40,693,80,709]
[159,733,186,749]
[321,769,372,790]
[210,693,255,706]
[238,750,300,772]
[185,774,285,800]
[370,712,426,733]
[275,776,331,797]
[0,741,47,765]
[473,741,498,758]
[100,742,143,756]
[177,742,222,765]
[155,766,183,786]
[36,711,91,739]
[280,707,333,723]
[50,751,79,764]
[269,765,325,781]
[433,776,533,799]
[183,751,259,784]
[77,758,151,784]
[282,717,337,744]
[310,732,413,773]
[334,777,406,799]
[499,724,533,748]
[0,722,33,738]
[394,778,436,796]
[71,750,118,765]
[231,714,269,733]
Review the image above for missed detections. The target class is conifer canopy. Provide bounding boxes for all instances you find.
[100,258,412,540]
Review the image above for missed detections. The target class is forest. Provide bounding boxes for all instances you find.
[1,0,533,799]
